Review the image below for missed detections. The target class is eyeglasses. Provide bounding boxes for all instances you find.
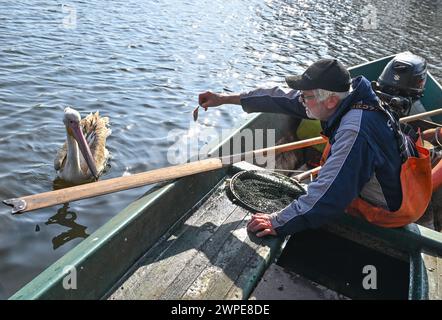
[300,92,316,105]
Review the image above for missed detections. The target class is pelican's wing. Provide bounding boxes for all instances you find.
[54,142,67,171]
[80,111,111,173]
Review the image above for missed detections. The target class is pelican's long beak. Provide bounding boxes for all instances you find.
[70,122,99,180]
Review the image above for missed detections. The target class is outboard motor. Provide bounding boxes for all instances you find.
[372,52,427,117]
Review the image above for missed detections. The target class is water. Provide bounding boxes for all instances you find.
[0,0,440,299]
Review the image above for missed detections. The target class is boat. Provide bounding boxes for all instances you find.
[10,53,442,300]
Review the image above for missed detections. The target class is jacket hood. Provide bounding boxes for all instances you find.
[323,76,379,136]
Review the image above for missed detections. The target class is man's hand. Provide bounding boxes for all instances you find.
[199,91,224,109]
[247,213,277,237]
[198,91,241,109]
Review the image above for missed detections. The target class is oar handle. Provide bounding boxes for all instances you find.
[293,166,322,182]
[400,108,442,123]
[218,136,327,164]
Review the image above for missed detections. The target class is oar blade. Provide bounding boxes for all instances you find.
[3,198,27,214]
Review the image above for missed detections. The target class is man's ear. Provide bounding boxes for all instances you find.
[325,95,340,109]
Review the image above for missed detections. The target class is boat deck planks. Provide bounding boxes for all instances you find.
[249,264,349,300]
[108,171,283,300]
[422,251,442,299]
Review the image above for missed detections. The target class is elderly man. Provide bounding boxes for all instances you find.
[198,59,431,237]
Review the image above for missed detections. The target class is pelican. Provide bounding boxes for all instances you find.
[54,107,111,184]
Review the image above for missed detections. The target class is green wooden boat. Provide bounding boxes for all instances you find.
[10,53,442,300]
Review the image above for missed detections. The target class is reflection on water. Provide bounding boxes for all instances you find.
[52,163,112,190]
[45,204,89,250]
[52,176,93,190]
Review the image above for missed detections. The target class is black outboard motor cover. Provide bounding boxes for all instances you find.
[377,52,427,99]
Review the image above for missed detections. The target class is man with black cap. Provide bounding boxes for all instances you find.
[198,58,429,237]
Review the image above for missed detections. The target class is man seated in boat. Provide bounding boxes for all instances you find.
[198,58,432,237]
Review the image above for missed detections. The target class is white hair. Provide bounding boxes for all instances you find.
[313,88,351,102]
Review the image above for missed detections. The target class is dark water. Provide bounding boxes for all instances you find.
[0,0,440,299]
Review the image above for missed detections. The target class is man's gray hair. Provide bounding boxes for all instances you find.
[313,88,351,102]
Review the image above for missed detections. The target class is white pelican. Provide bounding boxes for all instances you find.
[54,107,111,184]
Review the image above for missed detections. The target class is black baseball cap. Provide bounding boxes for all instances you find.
[285,59,351,92]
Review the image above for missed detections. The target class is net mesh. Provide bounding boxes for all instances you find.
[229,170,306,214]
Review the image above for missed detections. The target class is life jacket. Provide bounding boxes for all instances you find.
[320,102,432,228]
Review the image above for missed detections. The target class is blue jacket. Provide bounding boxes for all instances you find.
[240,76,403,236]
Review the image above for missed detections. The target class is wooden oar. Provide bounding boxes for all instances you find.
[2,136,327,214]
[218,136,326,163]
[3,108,441,214]
[293,166,322,182]
[400,108,442,123]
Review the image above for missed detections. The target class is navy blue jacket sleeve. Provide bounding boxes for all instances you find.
[239,87,308,118]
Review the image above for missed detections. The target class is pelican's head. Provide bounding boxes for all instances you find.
[63,107,98,180]
[63,107,82,127]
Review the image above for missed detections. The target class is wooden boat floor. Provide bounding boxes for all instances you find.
[422,251,442,299]
[250,264,349,300]
[108,168,283,300]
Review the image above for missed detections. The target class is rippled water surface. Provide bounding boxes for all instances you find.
[0,0,441,298]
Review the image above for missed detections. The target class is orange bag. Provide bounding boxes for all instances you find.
[345,145,432,227]
[320,139,431,227]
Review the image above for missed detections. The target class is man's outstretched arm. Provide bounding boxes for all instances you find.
[198,87,308,118]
